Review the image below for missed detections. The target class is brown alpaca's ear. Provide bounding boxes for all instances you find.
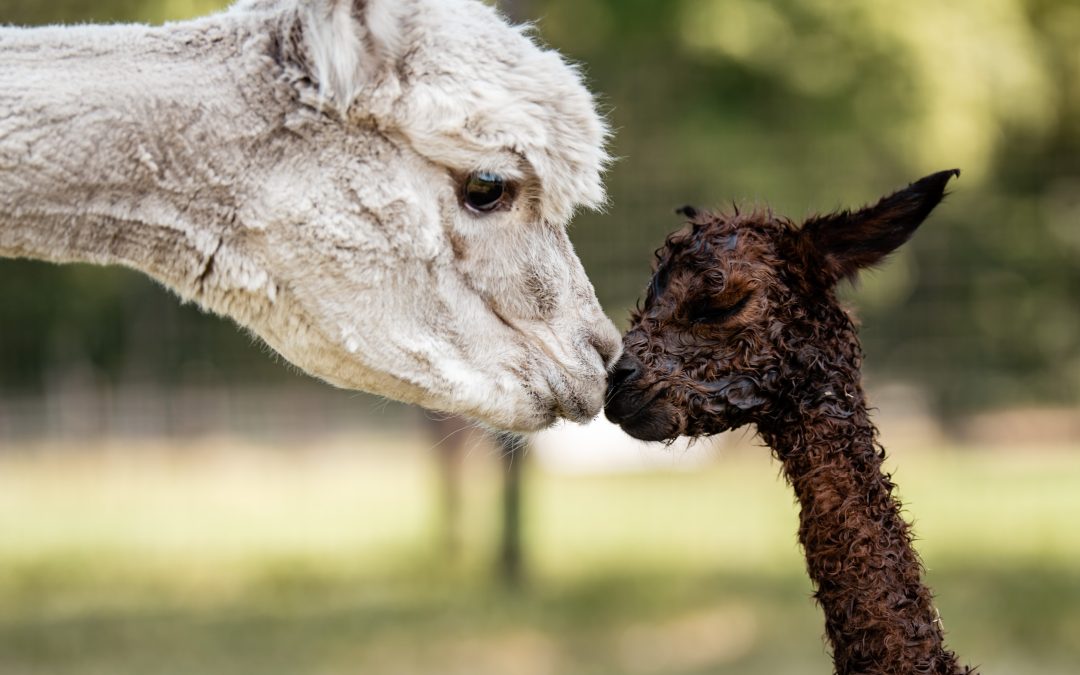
[798,169,960,284]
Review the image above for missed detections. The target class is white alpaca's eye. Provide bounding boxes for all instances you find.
[462,171,510,214]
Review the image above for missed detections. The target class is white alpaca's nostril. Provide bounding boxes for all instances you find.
[589,323,624,371]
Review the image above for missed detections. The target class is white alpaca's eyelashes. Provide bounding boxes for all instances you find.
[461,171,513,214]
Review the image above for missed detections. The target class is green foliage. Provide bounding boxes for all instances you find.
[0,0,1077,415]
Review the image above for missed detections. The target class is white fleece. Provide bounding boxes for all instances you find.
[0,0,620,431]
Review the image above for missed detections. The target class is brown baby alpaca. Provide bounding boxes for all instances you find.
[606,170,975,675]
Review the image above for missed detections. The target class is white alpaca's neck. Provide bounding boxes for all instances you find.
[0,15,284,307]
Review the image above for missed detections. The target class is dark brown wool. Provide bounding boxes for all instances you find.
[606,170,975,675]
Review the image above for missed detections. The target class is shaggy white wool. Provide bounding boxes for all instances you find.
[0,0,620,431]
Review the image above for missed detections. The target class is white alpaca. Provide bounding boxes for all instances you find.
[0,0,621,431]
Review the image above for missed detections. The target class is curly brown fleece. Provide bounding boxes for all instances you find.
[606,170,975,675]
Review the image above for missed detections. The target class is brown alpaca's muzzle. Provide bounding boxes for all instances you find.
[604,358,682,441]
[606,348,764,441]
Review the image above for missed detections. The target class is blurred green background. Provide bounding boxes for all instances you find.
[1,0,1078,674]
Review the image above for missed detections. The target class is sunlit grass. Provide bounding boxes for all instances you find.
[0,435,1077,674]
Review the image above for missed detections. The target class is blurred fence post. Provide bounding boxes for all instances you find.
[425,415,469,559]
[496,432,527,587]
[424,416,529,586]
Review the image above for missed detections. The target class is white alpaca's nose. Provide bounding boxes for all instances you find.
[589,317,624,372]
[547,315,623,423]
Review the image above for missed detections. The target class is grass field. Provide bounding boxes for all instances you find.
[0,434,1077,674]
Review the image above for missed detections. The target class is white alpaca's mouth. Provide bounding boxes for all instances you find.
[533,359,607,426]
[477,359,605,432]
[475,319,611,431]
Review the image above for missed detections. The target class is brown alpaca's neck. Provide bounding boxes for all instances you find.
[759,373,972,675]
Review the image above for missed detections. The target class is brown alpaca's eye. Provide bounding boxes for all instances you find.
[462,172,510,214]
[688,294,751,325]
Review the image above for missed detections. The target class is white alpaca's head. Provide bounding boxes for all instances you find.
[219,0,620,430]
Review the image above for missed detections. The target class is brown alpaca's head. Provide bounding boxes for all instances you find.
[606,170,959,442]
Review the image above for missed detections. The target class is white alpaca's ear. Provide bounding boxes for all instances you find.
[301,0,405,108]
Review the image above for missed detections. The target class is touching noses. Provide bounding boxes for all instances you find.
[604,351,646,425]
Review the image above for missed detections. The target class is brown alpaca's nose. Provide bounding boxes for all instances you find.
[607,354,642,392]
[606,352,681,441]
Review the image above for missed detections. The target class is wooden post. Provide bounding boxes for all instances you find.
[426,415,470,559]
[496,432,526,587]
